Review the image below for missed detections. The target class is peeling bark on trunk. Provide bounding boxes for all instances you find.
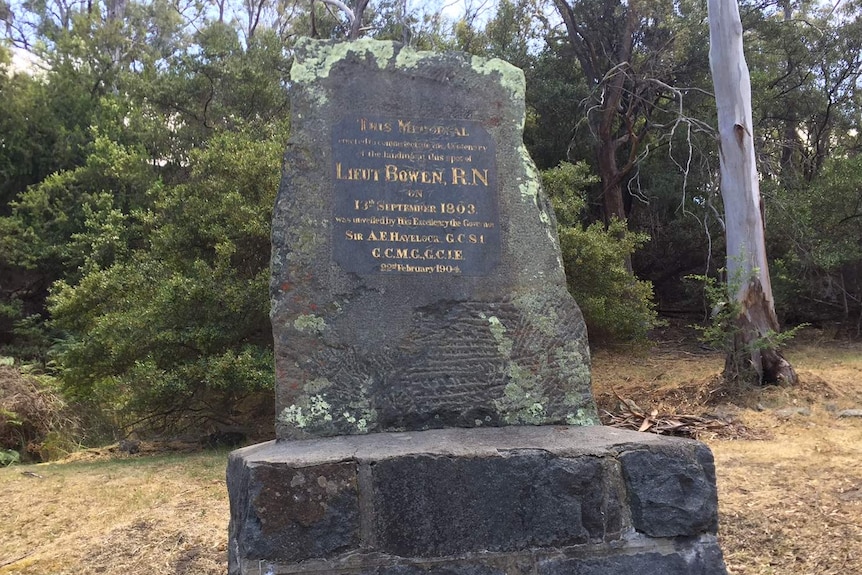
[708,0,797,385]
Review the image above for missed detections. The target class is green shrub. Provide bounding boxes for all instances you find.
[0,448,19,466]
[686,269,804,383]
[542,162,659,343]
[765,155,862,327]
[48,128,278,437]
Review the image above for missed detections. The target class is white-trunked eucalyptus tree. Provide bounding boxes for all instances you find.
[707,0,797,384]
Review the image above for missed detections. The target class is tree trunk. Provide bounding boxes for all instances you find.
[553,0,636,226]
[597,141,626,221]
[707,0,797,384]
[348,0,370,39]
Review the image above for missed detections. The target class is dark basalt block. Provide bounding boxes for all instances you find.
[227,426,727,575]
[619,443,720,537]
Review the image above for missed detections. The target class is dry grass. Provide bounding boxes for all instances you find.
[1,331,860,574]
[593,331,862,575]
[710,339,862,575]
[0,451,229,574]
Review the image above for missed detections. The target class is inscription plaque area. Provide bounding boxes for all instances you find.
[332,116,500,276]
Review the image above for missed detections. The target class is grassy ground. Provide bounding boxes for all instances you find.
[592,332,862,575]
[0,452,229,574]
[1,332,861,574]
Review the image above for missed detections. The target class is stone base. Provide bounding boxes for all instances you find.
[227,426,727,575]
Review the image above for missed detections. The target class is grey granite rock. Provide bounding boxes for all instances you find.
[272,38,596,439]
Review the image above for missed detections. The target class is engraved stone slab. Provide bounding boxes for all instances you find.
[272,38,598,439]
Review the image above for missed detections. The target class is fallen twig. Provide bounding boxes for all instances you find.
[605,388,732,438]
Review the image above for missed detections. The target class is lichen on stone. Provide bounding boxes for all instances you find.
[513,293,560,339]
[516,144,542,205]
[393,46,427,69]
[276,375,338,432]
[341,411,371,432]
[305,377,332,394]
[277,404,303,426]
[495,365,548,425]
[469,55,525,104]
[287,215,326,263]
[339,375,378,433]
[277,394,333,429]
[516,146,561,252]
[291,38,397,106]
[555,344,591,388]
[487,315,513,357]
[293,313,326,333]
[565,408,599,426]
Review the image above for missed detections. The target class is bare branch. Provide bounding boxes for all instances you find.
[317,0,354,26]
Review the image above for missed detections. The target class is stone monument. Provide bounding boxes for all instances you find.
[227,38,728,575]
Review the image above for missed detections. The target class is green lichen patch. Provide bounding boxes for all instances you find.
[292,38,397,106]
[555,344,591,387]
[513,293,560,339]
[516,143,542,205]
[293,313,326,334]
[288,217,326,262]
[278,394,334,429]
[565,408,599,426]
[516,145,560,253]
[341,410,373,433]
[340,375,378,434]
[494,364,548,425]
[393,46,427,69]
[469,55,525,105]
[487,315,513,357]
[305,377,332,394]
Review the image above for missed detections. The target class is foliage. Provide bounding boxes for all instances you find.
[0,56,53,210]
[48,128,279,436]
[0,366,80,461]
[0,135,156,362]
[686,270,803,383]
[543,162,659,343]
[0,18,290,436]
[1,136,155,275]
[0,448,20,466]
[765,154,862,329]
[551,0,712,223]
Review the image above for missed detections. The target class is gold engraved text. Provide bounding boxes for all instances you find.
[336,163,380,181]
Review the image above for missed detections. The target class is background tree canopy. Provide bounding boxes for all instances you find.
[1,0,860,443]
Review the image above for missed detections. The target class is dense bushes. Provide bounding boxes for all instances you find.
[47,129,280,437]
[766,155,862,330]
[1,22,290,440]
[542,162,659,343]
